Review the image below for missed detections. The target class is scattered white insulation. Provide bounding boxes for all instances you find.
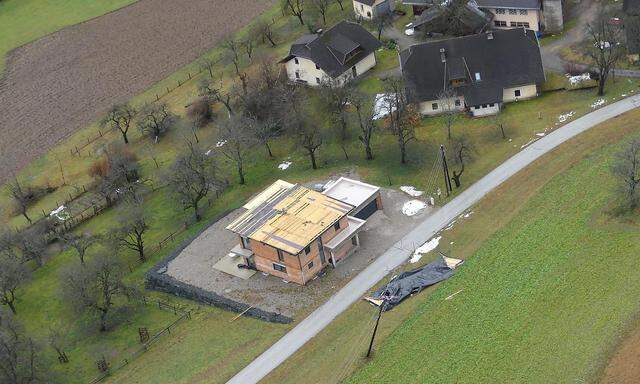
[402,200,427,216]
[409,236,442,263]
[400,185,424,197]
[278,161,292,170]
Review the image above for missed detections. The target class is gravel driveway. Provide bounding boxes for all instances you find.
[0,0,274,183]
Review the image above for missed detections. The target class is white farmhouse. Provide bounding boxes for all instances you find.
[401,29,545,117]
[280,21,382,87]
[353,0,395,20]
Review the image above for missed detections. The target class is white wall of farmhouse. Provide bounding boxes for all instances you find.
[418,96,466,115]
[353,0,394,20]
[487,7,542,31]
[502,83,538,102]
[284,52,377,87]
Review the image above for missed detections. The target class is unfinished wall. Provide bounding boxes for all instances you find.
[542,0,563,33]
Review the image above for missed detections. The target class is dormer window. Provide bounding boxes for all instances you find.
[475,72,481,81]
[315,63,320,69]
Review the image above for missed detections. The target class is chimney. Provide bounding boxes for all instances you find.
[440,48,446,63]
[487,31,493,40]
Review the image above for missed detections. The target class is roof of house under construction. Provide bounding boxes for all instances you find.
[226,180,353,255]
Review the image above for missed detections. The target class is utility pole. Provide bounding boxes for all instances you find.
[367,300,387,358]
[440,144,452,196]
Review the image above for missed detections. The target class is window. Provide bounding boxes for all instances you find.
[308,261,314,269]
[304,245,311,255]
[295,71,300,79]
[315,63,320,70]
[367,11,371,17]
[333,221,341,231]
[273,263,287,273]
[494,20,507,27]
[351,236,358,246]
[241,236,250,249]
[316,77,320,84]
[489,103,495,107]
[515,89,521,97]
[511,21,530,28]
[519,9,528,15]
[277,249,285,262]
[455,99,461,107]
[508,8,517,14]
[475,72,481,81]
[432,103,438,110]
[495,8,506,14]
[482,104,488,108]
[294,58,299,65]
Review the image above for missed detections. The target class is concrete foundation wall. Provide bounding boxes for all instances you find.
[503,83,538,102]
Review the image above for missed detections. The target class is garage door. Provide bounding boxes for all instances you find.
[354,197,378,220]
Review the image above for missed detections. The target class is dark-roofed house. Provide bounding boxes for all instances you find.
[401,28,545,117]
[353,0,395,20]
[403,0,433,16]
[475,0,563,32]
[409,0,493,35]
[280,21,382,87]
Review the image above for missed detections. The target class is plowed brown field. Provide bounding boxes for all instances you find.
[0,0,274,182]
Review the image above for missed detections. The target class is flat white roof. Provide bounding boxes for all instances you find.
[324,216,366,250]
[322,177,380,209]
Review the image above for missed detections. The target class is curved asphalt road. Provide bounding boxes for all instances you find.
[227,94,640,384]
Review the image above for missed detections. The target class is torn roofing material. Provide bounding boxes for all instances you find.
[366,256,463,310]
[227,180,353,255]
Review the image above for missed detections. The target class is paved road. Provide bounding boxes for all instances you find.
[227,94,640,384]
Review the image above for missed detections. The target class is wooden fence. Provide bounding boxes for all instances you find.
[88,298,191,384]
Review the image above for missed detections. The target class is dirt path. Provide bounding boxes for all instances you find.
[600,321,640,384]
[0,0,274,183]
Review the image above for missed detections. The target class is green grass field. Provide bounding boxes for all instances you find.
[0,0,137,73]
[262,108,640,384]
[345,112,640,383]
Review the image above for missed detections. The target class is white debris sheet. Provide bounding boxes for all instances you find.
[410,236,442,263]
[400,185,424,197]
[373,93,397,120]
[591,99,606,108]
[402,200,427,216]
[278,161,292,170]
[216,140,227,147]
[566,73,590,85]
[558,111,575,123]
[50,205,70,221]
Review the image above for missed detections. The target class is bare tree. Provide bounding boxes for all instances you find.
[612,138,640,210]
[450,135,473,188]
[352,91,377,160]
[369,12,393,40]
[383,78,418,164]
[335,0,345,10]
[6,178,33,224]
[223,39,248,93]
[492,113,507,140]
[280,86,323,169]
[320,78,353,159]
[13,224,48,267]
[111,202,148,262]
[186,97,213,129]
[100,103,136,144]
[281,0,306,25]
[311,0,331,24]
[253,18,278,46]
[58,232,97,265]
[217,115,258,185]
[48,327,70,364]
[199,56,217,78]
[88,144,139,206]
[136,103,176,143]
[198,77,235,116]
[436,87,459,140]
[168,142,224,221]
[0,312,48,383]
[0,251,30,314]
[585,15,625,96]
[242,37,255,60]
[60,250,124,332]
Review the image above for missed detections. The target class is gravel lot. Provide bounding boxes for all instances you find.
[0,0,274,183]
[166,178,436,318]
